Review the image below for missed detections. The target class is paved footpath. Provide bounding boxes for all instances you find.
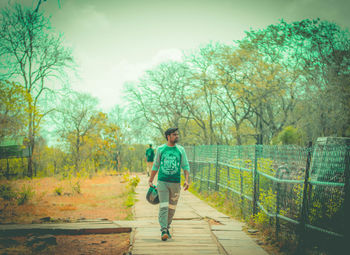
[131,175,268,255]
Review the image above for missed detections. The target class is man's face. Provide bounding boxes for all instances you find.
[168,131,179,143]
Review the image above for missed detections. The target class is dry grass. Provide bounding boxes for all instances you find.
[0,175,132,224]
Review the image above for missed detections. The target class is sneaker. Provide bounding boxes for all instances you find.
[167,229,172,239]
[161,231,168,241]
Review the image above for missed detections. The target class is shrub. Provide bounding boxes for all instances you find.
[253,188,276,229]
[17,184,35,205]
[71,180,81,194]
[121,172,130,183]
[124,193,135,208]
[0,183,17,201]
[129,175,140,187]
[54,186,63,196]
[274,126,302,145]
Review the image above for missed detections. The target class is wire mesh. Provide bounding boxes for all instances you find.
[185,142,349,243]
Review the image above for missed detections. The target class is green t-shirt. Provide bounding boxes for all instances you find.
[145,148,155,162]
[152,144,190,183]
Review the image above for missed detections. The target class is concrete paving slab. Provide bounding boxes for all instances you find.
[211,224,244,231]
[0,221,132,236]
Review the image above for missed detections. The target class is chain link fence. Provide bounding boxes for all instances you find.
[185,138,350,252]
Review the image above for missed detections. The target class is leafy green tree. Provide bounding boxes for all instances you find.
[124,19,349,146]
[238,31,303,144]
[242,19,350,142]
[0,81,27,141]
[293,19,350,139]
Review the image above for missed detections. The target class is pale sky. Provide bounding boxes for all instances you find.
[2,0,350,111]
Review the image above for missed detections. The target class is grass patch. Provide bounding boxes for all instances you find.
[17,184,35,205]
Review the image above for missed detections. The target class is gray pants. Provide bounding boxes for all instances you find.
[157,180,181,232]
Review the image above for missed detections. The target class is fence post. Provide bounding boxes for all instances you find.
[199,162,203,193]
[226,165,230,197]
[275,179,281,240]
[239,146,244,217]
[343,145,350,251]
[215,144,220,191]
[208,162,211,191]
[297,141,312,254]
[253,145,260,216]
[192,145,196,182]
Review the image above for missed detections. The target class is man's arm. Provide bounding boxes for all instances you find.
[149,147,160,186]
[183,170,189,191]
[180,146,190,190]
[145,149,148,162]
[148,170,158,187]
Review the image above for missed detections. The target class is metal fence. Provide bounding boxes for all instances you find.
[184,142,350,250]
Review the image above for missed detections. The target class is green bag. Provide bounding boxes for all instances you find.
[146,185,159,205]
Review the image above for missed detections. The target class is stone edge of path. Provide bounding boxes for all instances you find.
[0,221,133,237]
[205,219,230,255]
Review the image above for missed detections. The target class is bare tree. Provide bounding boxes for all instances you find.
[54,91,100,174]
[0,4,74,177]
[124,61,191,138]
[34,0,61,13]
[184,43,223,145]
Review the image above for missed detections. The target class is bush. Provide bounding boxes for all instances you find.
[129,175,140,187]
[17,184,35,205]
[0,183,17,201]
[71,180,81,194]
[124,192,135,208]
[253,188,276,229]
[54,186,63,196]
[121,172,130,183]
[273,126,302,145]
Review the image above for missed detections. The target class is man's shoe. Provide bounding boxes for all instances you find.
[167,229,172,239]
[161,231,168,241]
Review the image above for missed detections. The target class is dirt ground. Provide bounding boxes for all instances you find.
[0,175,131,223]
[0,175,134,254]
[0,233,130,255]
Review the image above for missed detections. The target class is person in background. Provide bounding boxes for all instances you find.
[148,127,190,241]
[145,144,155,176]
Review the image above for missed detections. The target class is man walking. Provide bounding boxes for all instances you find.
[145,144,155,176]
[148,127,190,241]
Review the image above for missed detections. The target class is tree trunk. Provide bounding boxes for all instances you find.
[236,133,242,146]
[75,134,80,174]
[54,161,57,175]
[235,123,242,145]
[27,110,34,178]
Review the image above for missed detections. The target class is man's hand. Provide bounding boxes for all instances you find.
[183,181,189,191]
[148,170,157,187]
